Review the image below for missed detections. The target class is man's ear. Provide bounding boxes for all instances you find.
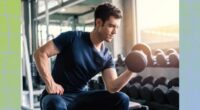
[96,18,103,27]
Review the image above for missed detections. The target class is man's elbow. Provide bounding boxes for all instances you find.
[34,49,45,60]
[107,87,120,93]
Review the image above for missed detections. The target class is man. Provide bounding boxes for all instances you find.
[34,2,137,110]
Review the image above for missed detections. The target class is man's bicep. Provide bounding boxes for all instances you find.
[102,68,118,87]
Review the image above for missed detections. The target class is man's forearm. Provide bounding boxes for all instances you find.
[112,70,137,92]
[34,50,54,86]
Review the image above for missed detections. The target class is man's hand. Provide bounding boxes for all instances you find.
[46,81,64,95]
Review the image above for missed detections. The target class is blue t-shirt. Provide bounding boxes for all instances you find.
[52,31,115,92]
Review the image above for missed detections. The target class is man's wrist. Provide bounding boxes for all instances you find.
[44,77,54,87]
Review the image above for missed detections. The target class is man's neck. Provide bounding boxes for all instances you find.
[90,30,103,51]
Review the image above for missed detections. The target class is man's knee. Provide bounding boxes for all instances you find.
[113,92,129,110]
[41,95,66,110]
[115,92,129,102]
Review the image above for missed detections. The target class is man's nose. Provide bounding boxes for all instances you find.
[112,28,117,35]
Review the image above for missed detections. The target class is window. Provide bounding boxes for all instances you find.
[84,25,94,32]
[136,0,179,49]
[37,24,72,46]
[38,0,59,13]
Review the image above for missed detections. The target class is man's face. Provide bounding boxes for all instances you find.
[96,16,121,42]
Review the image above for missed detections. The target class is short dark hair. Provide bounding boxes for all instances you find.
[94,2,122,24]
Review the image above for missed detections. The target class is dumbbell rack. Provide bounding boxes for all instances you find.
[126,67,179,110]
[21,34,44,110]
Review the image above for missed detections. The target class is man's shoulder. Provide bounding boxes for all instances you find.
[61,31,89,37]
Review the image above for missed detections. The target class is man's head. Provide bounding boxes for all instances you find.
[95,3,122,25]
[94,3,122,42]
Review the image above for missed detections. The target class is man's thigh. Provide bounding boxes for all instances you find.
[68,90,127,110]
[40,90,78,110]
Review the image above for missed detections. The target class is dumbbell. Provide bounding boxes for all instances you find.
[153,77,167,87]
[155,52,168,67]
[139,83,154,101]
[139,76,154,101]
[153,77,168,104]
[129,75,143,85]
[167,77,179,88]
[125,50,148,72]
[152,49,165,67]
[128,75,143,99]
[141,76,154,86]
[164,48,179,67]
[166,86,179,107]
[165,48,178,55]
[121,83,131,95]
[168,53,179,67]
[153,49,165,55]
[131,43,153,66]
[153,85,168,104]
[128,82,141,99]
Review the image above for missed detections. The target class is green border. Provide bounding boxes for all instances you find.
[0,0,21,109]
[180,0,200,110]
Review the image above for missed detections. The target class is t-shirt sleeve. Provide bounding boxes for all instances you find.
[52,32,74,52]
[103,52,115,70]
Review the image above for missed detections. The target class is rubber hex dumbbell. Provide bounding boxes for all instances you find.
[125,50,148,73]
[142,76,154,86]
[128,82,141,99]
[121,83,131,96]
[140,83,154,101]
[153,77,167,87]
[168,53,179,67]
[165,48,178,55]
[166,86,179,107]
[153,77,168,104]
[153,84,168,104]
[128,75,143,99]
[167,77,179,88]
[139,76,154,101]
[155,52,168,67]
[153,49,165,56]
[151,49,165,67]
[129,75,143,85]
[131,43,153,66]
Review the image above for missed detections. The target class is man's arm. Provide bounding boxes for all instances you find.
[34,40,64,95]
[102,68,137,93]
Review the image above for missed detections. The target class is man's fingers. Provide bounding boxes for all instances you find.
[55,85,64,95]
[58,86,64,95]
[56,90,60,95]
[57,85,64,94]
[60,86,64,94]
[45,83,64,95]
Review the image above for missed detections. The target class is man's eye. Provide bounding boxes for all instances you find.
[109,25,115,28]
